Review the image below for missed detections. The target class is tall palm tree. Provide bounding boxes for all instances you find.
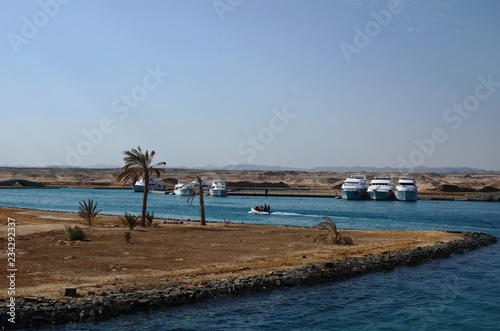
[117,146,166,227]
[187,175,206,225]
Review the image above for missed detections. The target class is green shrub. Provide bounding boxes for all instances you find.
[120,213,138,230]
[313,216,354,245]
[124,231,132,243]
[63,225,86,241]
[77,199,101,226]
[146,211,155,227]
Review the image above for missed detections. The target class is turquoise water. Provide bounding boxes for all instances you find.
[1,189,499,330]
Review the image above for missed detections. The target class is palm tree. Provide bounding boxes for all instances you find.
[117,146,166,227]
[187,175,206,225]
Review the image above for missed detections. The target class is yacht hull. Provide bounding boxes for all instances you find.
[395,190,418,201]
[174,187,193,196]
[340,190,367,200]
[210,189,227,196]
[367,190,394,200]
[133,184,144,192]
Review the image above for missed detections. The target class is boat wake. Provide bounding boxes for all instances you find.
[271,211,325,218]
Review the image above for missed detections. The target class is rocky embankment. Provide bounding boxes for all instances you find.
[1,232,495,329]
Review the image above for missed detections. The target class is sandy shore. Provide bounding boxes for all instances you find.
[0,206,467,300]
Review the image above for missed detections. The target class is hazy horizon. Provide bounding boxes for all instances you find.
[1,1,499,171]
[0,162,497,173]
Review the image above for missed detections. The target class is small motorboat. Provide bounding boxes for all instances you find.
[249,208,272,214]
[249,204,272,214]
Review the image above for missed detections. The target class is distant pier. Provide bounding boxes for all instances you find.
[228,189,339,198]
[227,188,500,201]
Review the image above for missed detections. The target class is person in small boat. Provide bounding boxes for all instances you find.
[253,205,271,212]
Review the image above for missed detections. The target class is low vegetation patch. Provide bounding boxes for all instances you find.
[63,225,86,241]
[77,199,101,226]
[120,213,139,230]
[313,216,354,245]
[124,231,132,243]
[146,211,155,227]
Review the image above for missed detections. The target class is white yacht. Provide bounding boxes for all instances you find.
[193,177,210,193]
[173,180,194,196]
[395,177,418,201]
[340,175,368,200]
[133,178,167,192]
[367,177,395,200]
[209,180,228,196]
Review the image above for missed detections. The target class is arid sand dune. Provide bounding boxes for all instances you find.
[0,167,499,195]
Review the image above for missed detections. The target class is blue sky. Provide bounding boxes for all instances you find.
[1,0,499,170]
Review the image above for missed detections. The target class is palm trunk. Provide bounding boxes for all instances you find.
[141,173,149,227]
[199,179,206,226]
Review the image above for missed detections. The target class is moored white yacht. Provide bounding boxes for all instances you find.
[367,177,395,200]
[193,177,210,193]
[395,177,418,201]
[209,179,228,196]
[340,175,369,200]
[133,178,167,192]
[173,180,194,196]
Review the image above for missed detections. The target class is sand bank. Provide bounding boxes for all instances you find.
[0,207,496,329]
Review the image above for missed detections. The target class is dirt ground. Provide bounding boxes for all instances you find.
[0,207,463,300]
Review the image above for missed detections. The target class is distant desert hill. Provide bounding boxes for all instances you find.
[0,167,499,195]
